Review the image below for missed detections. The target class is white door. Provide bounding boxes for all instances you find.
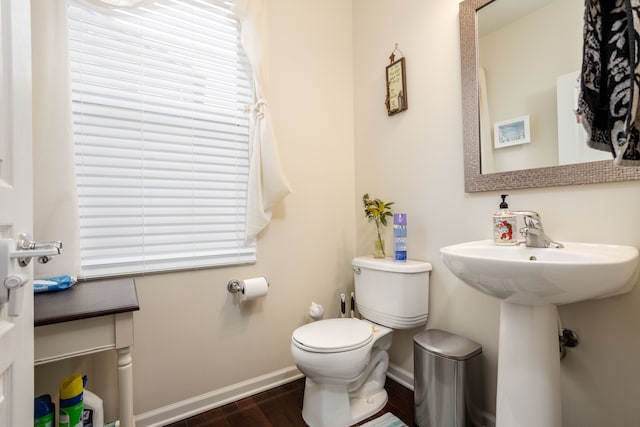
[0,1,34,426]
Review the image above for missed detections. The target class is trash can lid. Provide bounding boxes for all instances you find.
[414,329,482,360]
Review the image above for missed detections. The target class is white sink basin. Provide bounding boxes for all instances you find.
[440,239,639,305]
[440,239,640,426]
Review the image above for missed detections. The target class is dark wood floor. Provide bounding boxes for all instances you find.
[165,377,414,427]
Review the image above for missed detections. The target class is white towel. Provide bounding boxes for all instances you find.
[245,100,292,239]
[236,0,292,240]
[578,0,640,165]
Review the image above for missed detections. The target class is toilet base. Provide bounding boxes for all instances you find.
[301,377,388,427]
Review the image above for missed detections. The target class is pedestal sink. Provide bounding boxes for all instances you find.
[440,240,640,427]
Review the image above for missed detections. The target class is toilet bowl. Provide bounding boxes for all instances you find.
[291,318,392,427]
[291,256,432,427]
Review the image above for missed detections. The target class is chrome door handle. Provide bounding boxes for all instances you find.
[15,233,62,266]
[17,232,62,252]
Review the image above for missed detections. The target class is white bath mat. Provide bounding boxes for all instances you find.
[359,412,408,427]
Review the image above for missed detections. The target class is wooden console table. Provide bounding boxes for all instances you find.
[34,278,139,427]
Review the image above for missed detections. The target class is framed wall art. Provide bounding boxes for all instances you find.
[494,115,531,148]
[385,45,407,116]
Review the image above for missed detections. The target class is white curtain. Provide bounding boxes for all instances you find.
[235,0,292,241]
[31,0,81,279]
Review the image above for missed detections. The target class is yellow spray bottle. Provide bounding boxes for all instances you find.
[59,374,83,427]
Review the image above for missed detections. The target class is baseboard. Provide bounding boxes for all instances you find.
[386,363,414,391]
[134,363,493,427]
[134,366,304,427]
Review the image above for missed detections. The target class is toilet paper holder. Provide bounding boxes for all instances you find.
[227,277,269,294]
[227,279,243,293]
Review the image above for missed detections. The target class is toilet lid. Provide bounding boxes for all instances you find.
[292,318,374,353]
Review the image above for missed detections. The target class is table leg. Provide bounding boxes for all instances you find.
[117,346,135,427]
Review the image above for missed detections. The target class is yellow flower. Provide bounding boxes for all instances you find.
[362,193,395,256]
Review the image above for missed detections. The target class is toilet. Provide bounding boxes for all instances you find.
[291,256,432,427]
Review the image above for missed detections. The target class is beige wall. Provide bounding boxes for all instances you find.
[34,0,640,426]
[354,0,640,426]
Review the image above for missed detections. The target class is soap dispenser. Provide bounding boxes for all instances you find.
[493,194,517,245]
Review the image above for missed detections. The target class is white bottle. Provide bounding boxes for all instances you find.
[83,389,104,427]
[493,194,517,245]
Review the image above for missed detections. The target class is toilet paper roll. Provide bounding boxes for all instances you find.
[240,276,269,301]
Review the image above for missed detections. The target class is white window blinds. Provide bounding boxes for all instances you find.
[68,0,256,278]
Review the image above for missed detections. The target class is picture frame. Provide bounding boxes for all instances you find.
[494,115,531,148]
[386,57,407,115]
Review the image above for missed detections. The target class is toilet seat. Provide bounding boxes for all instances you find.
[292,318,373,353]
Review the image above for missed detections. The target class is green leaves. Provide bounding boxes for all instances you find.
[362,193,394,227]
[362,193,394,257]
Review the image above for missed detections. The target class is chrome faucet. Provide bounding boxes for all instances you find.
[511,211,564,248]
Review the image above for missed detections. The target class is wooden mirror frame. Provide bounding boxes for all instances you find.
[460,0,640,192]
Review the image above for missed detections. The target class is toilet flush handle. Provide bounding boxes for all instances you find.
[353,266,361,275]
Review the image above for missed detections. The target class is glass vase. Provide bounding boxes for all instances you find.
[373,238,385,258]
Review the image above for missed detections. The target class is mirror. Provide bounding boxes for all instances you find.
[460,0,640,192]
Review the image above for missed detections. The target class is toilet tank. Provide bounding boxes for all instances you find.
[352,256,432,329]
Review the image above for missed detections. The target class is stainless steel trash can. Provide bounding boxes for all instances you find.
[414,329,483,427]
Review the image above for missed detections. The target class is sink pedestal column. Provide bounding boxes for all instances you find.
[496,302,561,427]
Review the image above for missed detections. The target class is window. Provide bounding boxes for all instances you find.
[68,0,255,278]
